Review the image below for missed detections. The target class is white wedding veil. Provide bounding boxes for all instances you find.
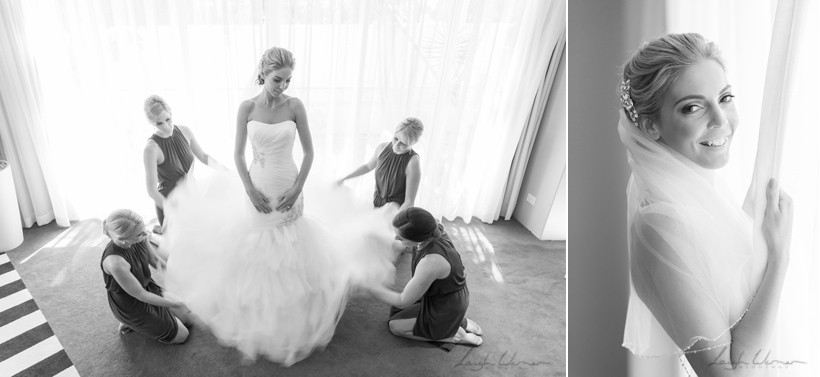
[619,110,768,357]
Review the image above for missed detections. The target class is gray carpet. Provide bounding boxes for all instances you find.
[5,218,564,377]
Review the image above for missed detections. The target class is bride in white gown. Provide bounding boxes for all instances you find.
[162,47,395,366]
[619,34,794,376]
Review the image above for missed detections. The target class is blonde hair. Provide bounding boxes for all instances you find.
[394,117,424,146]
[144,95,171,123]
[103,209,144,239]
[621,33,724,122]
[257,47,295,85]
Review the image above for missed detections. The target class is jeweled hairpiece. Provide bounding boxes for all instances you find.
[619,79,639,126]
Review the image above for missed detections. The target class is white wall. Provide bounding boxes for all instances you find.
[542,165,566,240]
[513,46,567,241]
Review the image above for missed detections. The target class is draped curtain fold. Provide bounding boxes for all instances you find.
[748,0,820,374]
[662,0,820,375]
[0,0,75,227]
[5,0,564,224]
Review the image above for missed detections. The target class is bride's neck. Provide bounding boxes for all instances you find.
[261,93,287,107]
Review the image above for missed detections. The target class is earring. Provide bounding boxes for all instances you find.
[256,76,264,85]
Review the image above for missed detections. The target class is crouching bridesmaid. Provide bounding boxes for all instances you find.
[100,209,193,344]
[368,207,483,346]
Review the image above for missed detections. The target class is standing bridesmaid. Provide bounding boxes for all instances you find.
[338,117,424,212]
[142,95,218,232]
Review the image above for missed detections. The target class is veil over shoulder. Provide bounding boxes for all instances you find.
[619,111,767,358]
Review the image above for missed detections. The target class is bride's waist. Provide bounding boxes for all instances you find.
[249,157,297,169]
[251,152,295,161]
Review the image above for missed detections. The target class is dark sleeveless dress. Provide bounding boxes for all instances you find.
[390,224,470,340]
[101,240,178,343]
[150,126,194,224]
[373,143,418,208]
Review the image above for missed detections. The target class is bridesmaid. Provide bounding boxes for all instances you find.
[100,209,193,344]
[368,207,483,346]
[337,117,423,212]
[142,95,218,232]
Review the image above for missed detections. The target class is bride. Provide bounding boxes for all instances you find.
[619,33,793,376]
[162,47,394,366]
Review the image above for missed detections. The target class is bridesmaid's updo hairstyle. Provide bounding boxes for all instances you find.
[144,95,171,124]
[256,47,295,85]
[394,117,424,146]
[393,207,442,242]
[103,209,144,239]
[621,33,724,124]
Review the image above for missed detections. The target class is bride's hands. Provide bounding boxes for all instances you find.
[247,187,272,214]
[276,186,301,212]
[762,178,793,262]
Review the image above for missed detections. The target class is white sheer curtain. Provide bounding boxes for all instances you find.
[0,0,75,227]
[12,0,561,223]
[666,0,819,375]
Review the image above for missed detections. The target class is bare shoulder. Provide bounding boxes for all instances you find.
[286,96,304,108]
[144,139,159,155]
[418,253,450,275]
[287,97,307,126]
[633,202,688,239]
[630,202,691,270]
[177,125,194,139]
[238,99,255,116]
[240,98,256,109]
[102,253,129,274]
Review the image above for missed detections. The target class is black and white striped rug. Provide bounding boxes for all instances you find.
[0,252,79,377]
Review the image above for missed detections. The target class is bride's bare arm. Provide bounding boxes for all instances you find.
[273,97,312,213]
[235,100,271,213]
[689,179,792,377]
[290,97,313,192]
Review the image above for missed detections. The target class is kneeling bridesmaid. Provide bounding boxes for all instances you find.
[100,209,193,344]
[369,207,483,346]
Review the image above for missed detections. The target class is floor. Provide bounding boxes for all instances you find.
[3,218,564,377]
[0,252,79,377]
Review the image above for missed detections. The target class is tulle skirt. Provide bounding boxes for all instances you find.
[162,168,395,366]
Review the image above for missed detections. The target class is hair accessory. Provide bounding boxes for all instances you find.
[620,79,639,126]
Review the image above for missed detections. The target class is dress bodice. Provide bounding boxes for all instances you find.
[249,120,297,167]
[246,119,303,227]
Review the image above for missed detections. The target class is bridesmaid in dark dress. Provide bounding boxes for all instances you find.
[337,117,423,212]
[369,207,483,346]
[101,209,193,344]
[142,95,220,232]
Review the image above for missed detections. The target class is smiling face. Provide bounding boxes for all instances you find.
[263,67,293,99]
[391,132,413,154]
[647,59,737,169]
[150,110,174,136]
